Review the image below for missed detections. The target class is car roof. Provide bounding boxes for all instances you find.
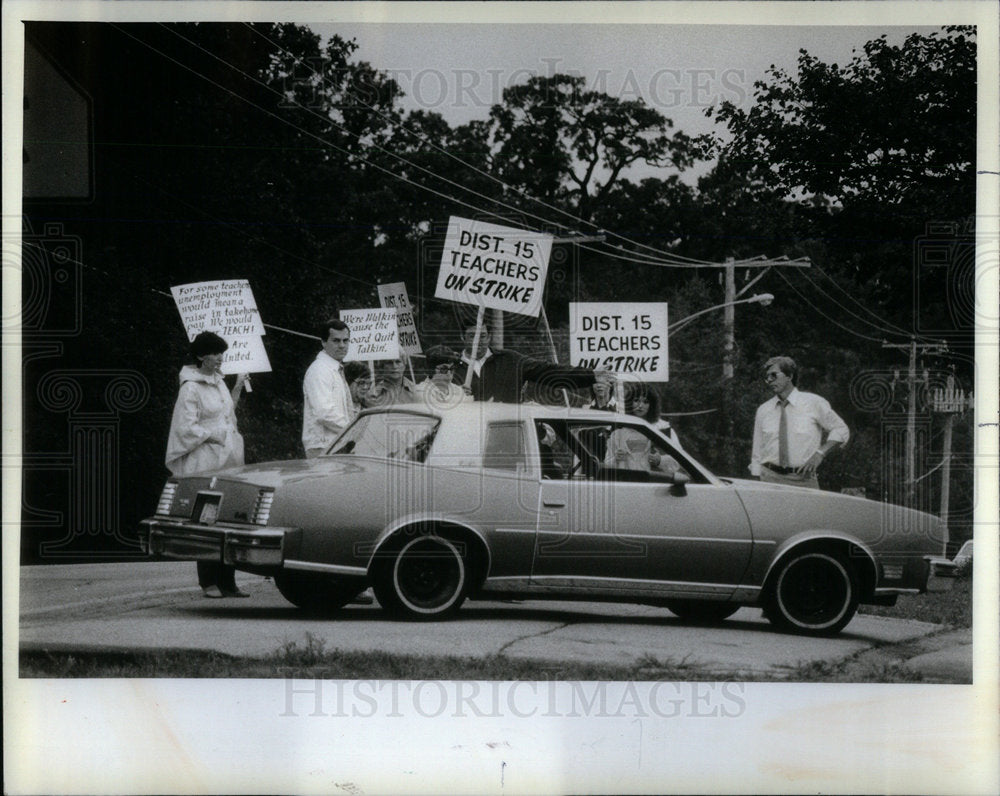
[362,401,644,425]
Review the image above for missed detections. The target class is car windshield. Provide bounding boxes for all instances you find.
[328,411,440,463]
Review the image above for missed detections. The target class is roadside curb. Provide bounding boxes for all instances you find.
[898,629,973,682]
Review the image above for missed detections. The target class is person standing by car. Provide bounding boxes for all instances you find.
[165,331,248,598]
[456,323,597,403]
[750,355,849,489]
[414,345,471,410]
[586,370,618,411]
[302,319,355,458]
[344,361,375,410]
[367,355,418,407]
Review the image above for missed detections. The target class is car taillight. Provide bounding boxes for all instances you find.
[156,481,178,515]
[252,489,274,525]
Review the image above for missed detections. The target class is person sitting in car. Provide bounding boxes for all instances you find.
[604,384,680,475]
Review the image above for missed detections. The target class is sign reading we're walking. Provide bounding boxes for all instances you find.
[435,216,553,318]
[339,307,401,362]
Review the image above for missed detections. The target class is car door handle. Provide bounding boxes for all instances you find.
[542,499,566,508]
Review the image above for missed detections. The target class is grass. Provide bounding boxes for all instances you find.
[21,571,974,682]
[859,568,972,628]
[20,634,700,680]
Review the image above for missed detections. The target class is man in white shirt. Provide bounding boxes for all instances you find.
[750,356,849,489]
[302,319,355,458]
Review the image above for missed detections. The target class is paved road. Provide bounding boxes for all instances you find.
[19,562,968,679]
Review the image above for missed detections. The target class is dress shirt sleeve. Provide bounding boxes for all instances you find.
[816,397,850,445]
[304,366,351,434]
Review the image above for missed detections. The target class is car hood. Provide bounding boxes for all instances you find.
[728,478,944,552]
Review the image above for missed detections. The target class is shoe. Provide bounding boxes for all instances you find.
[221,587,250,598]
[202,586,224,599]
[351,589,375,605]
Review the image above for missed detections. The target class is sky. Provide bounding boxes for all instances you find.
[315,23,938,181]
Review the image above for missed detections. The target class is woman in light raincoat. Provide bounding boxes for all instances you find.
[165,331,247,598]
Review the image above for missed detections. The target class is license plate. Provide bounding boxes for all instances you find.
[193,491,223,525]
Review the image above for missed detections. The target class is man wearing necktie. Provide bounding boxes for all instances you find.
[750,356,849,489]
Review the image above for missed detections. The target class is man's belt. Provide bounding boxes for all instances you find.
[762,462,796,475]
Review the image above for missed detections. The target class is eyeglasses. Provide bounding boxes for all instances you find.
[764,372,782,381]
[435,363,455,372]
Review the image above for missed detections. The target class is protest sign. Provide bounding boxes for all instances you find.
[435,216,552,317]
[171,279,265,340]
[569,302,669,381]
[170,279,270,374]
[340,307,401,361]
[377,282,422,355]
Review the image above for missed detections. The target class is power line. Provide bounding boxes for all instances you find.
[241,22,730,268]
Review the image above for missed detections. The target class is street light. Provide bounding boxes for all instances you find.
[667,293,774,334]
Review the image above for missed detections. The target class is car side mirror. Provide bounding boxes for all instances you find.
[670,469,689,496]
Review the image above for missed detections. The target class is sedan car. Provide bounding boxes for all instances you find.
[139,403,947,635]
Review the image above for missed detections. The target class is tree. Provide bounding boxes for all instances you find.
[484,74,711,222]
[701,26,976,518]
[707,26,976,315]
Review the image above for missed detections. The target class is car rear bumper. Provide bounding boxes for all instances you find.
[872,554,955,598]
[924,555,957,592]
[138,517,299,569]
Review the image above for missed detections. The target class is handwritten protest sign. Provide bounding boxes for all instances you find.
[171,279,265,340]
[340,307,401,362]
[569,302,669,381]
[170,279,270,374]
[435,216,552,318]
[377,282,422,356]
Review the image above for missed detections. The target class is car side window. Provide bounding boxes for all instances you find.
[483,422,527,472]
[568,421,700,483]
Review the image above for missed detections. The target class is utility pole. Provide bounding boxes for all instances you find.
[883,337,949,507]
[931,374,973,556]
[721,259,736,473]
[722,258,736,380]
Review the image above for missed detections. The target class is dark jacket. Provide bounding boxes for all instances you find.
[457,349,594,403]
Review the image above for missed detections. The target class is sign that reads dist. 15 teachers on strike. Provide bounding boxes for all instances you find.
[569,302,669,382]
[435,216,553,318]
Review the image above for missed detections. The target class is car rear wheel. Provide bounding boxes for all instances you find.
[274,572,363,614]
[764,550,859,636]
[373,534,468,621]
[665,600,740,623]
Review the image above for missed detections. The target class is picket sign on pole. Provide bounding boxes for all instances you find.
[464,305,487,390]
[170,280,271,401]
[436,216,553,318]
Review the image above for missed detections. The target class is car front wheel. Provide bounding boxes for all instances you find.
[764,550,859,636]
[373,534,468,620]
